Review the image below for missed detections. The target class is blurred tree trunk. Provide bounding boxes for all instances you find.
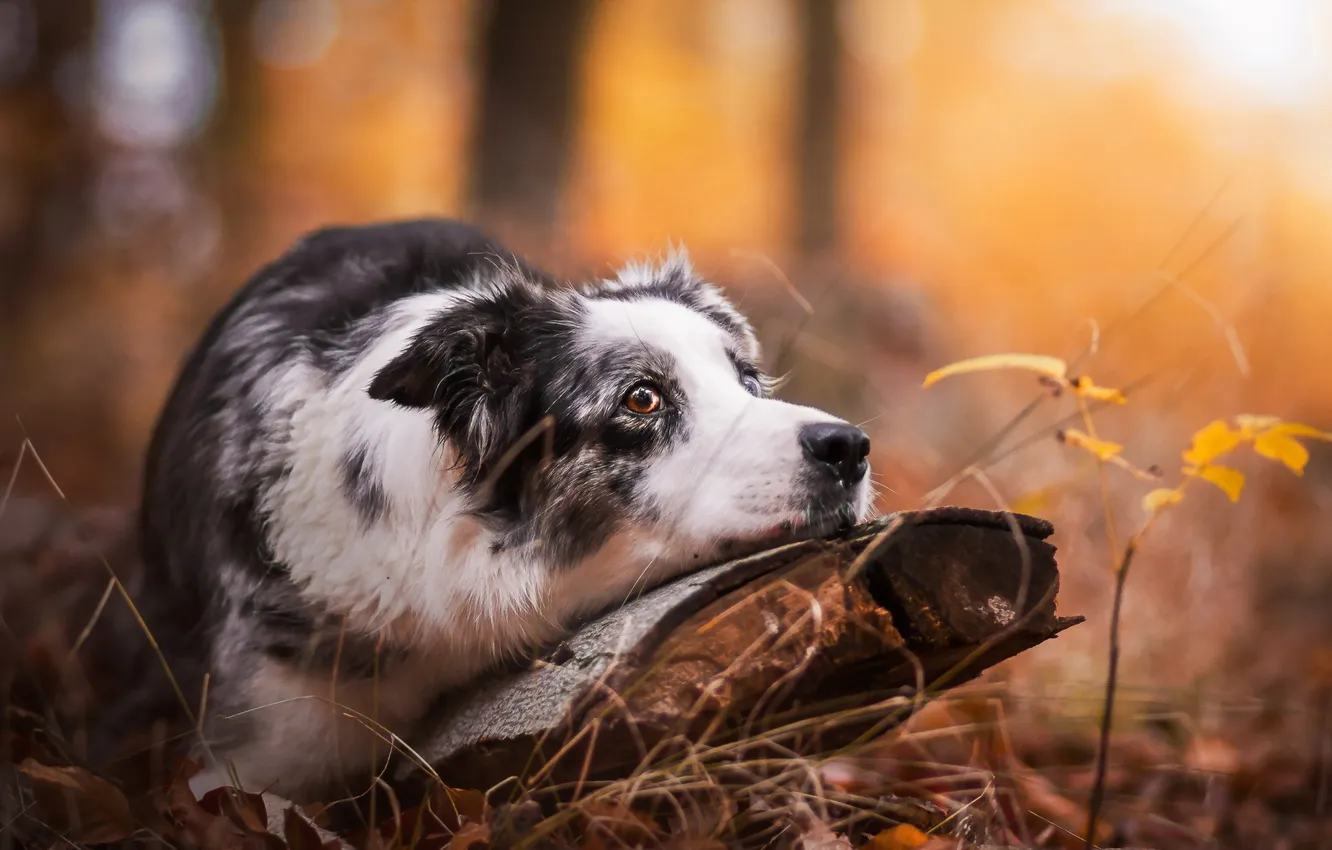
[207,0,262,261]
[211,0,262,160]
[0,0,95,307]
[469,0,594,242]
[0,1,95,487]
[796,0,841,259]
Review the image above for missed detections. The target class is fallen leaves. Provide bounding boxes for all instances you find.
[864,824,932,849]
[352,782,491,850]
[446,821,491,849]
[13,753,338,850]
[283,807,339,850]
[163,769,289,850]
[17,758,136,845]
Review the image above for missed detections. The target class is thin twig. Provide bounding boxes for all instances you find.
[1083,536,1140,848]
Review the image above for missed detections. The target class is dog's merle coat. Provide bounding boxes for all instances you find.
[133,219,872,798]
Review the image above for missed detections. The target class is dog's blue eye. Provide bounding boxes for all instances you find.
[741,372,763,397]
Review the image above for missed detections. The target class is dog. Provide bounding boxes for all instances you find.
[133,218,873,798]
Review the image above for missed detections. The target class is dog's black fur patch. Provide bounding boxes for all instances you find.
[339,441,389,526]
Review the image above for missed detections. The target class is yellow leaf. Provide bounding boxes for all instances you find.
[1265,421,1332,441]
[1010,487,1055,516]
[1059,428,1123,461]
[1069,376,1127,404]
[1235,416,1332,442]
[1234,414,1283,438]
[865,824,931,850]
[1253,430,1310,475]
[922,353,1067,388]
[1182,420,1242,467]
[1142,488,1184,513]
[1186,464,1246,502]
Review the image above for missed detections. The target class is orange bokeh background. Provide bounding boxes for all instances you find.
[4,0,1332,715]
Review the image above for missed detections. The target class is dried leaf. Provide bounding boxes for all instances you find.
[201,786,268,836]
[162,768,253,850]
[17,758,136,845]
[1182,420,1243,467]
[283,807,339,850]
[922,354,1067,388]
[1185,735,1241,776]
[448,821,491,849]
[424,784,489,833]
[1059,428,1122,460]
[1187,464,1246,502]
[865,823,931,849]
[1142,488,1184,513]
[1253,430,1311,475]
[1069,376,1127,404]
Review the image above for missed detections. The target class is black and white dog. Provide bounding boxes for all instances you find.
[136,219,873,798]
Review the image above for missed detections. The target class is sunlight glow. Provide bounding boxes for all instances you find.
[1092,0,1331,107]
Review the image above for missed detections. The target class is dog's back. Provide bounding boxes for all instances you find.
[118,220,535,773]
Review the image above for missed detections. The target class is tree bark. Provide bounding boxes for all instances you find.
[402,508,1080,793]
[468,0,595,240]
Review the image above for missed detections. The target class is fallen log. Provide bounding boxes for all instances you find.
[402,507,1082,794]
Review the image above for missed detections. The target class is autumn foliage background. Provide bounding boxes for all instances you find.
[3,0,1332,844]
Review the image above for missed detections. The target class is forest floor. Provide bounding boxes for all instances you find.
[2,494,1329,850]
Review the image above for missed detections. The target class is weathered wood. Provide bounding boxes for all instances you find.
[402,507,1081,792]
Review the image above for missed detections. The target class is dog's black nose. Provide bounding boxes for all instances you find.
[800,422,871,489]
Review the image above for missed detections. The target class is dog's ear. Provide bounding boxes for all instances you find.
[366,339,448,409]
[367,281,539,428]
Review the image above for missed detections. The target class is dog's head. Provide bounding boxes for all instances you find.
[368,252,873,581]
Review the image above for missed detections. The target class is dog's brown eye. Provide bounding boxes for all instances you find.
[623,382,664,415]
